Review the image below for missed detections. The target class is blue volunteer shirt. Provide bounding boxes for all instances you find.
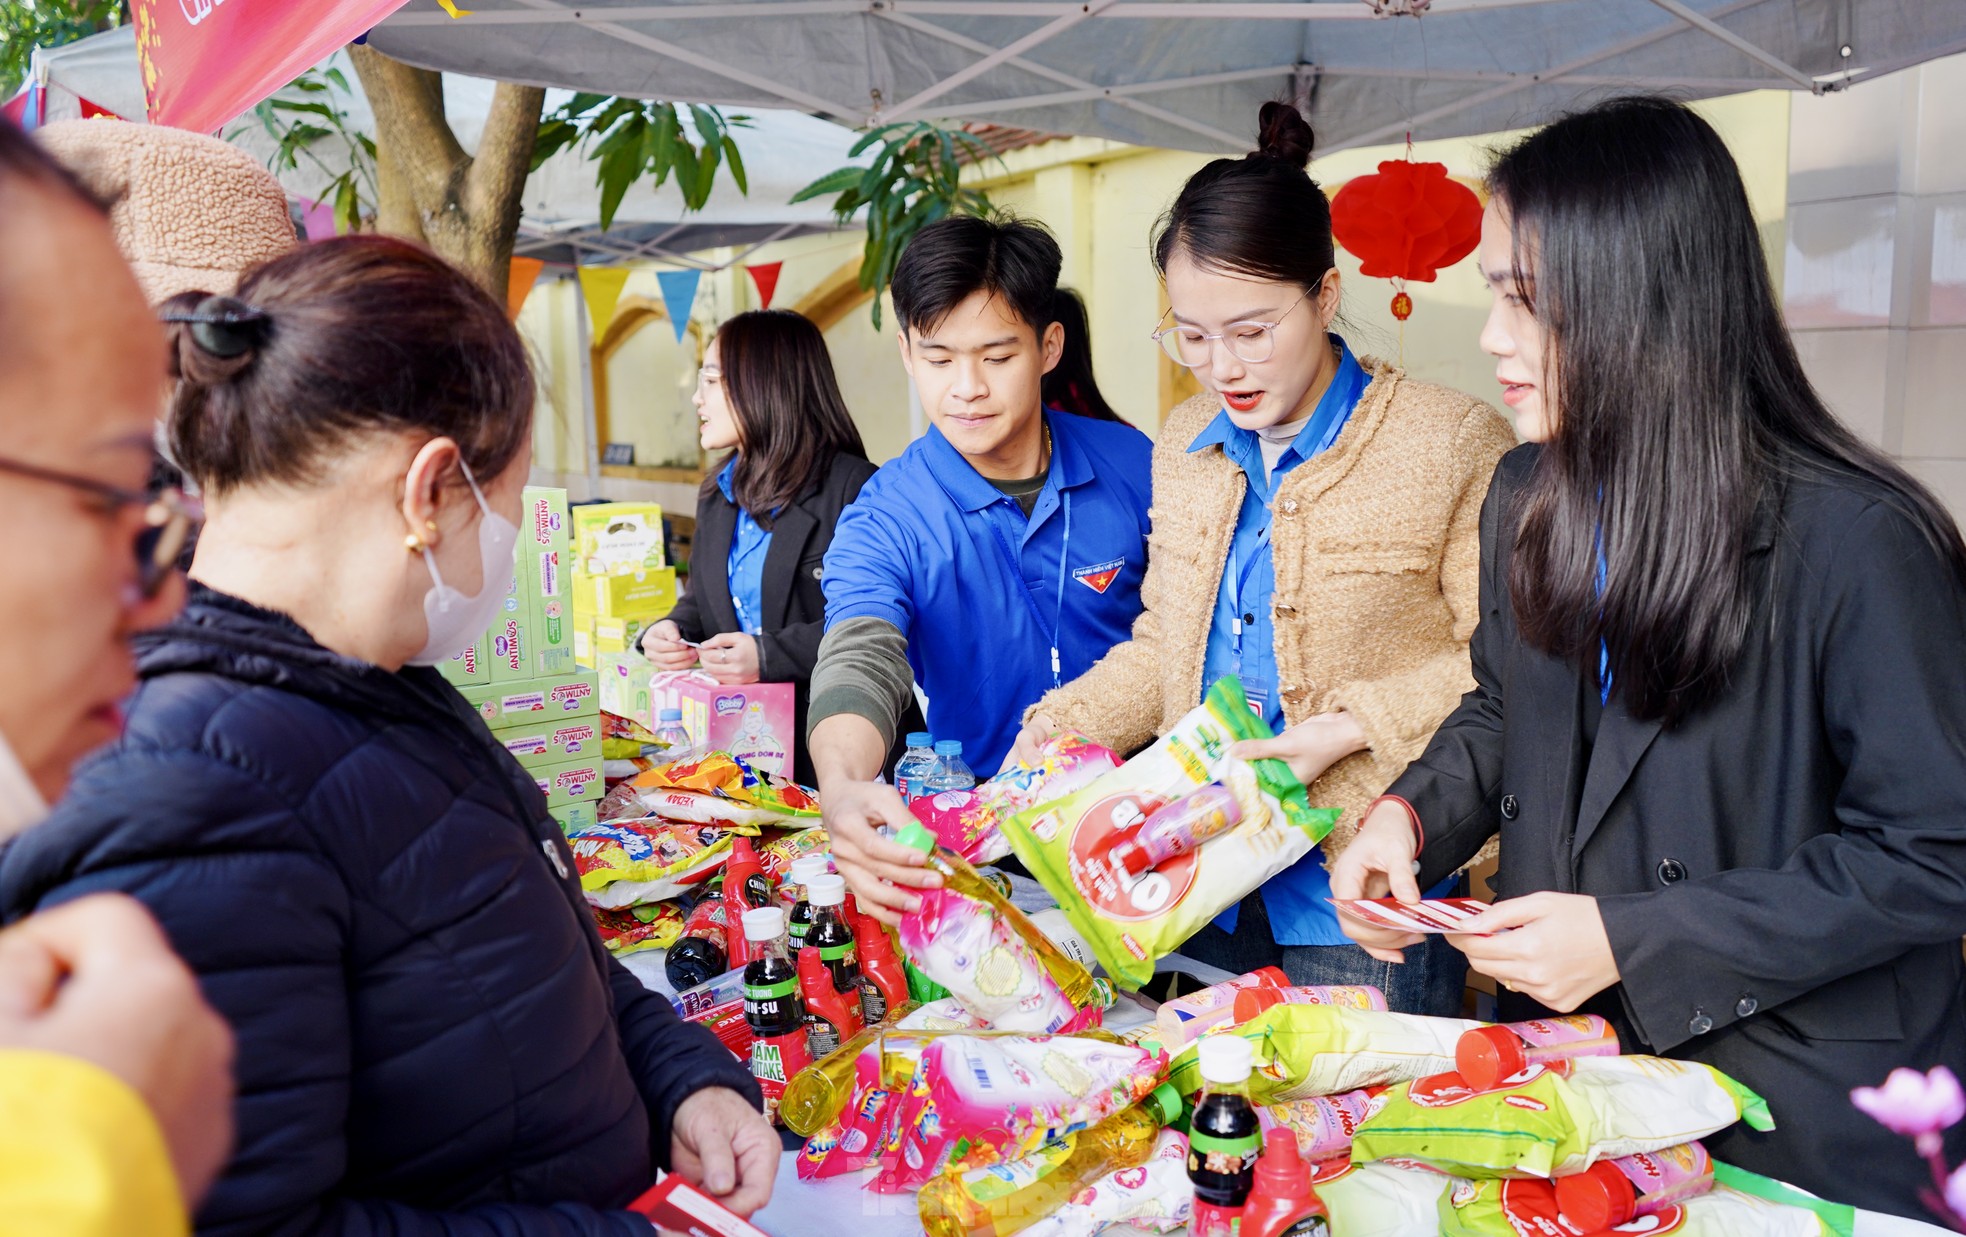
[823,410,1153,774]
[716,459,771,635]
[1191,335,1452,945]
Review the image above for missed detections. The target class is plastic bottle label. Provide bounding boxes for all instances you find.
[819,942,857,965]
[858,978,888,1025]
[806,1017,842,1059]
[745,978,798,1002]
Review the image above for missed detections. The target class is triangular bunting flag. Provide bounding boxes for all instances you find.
[77,95,120,120]
[508,256,545,320]
[297,197,338,242]
[746,262,783,310]
[577,266,631,338]
[0,91,27,127]
[656,269,702,343]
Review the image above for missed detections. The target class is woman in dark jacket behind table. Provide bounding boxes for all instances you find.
[644,308,920,784]
[1331,96,1966,1218]
[0,236,772,1236]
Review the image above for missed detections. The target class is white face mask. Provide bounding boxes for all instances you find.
[407,459,520,667]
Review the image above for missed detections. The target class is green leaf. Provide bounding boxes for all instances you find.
[268,98,338,119]
[688,103,722,145]
[789,165,864,204]
[650,105,680,184]
[565,91,611,117]
[596,130,646,230]
[333,175,359,237]
[322,67,351,93]
[721,135,748,196]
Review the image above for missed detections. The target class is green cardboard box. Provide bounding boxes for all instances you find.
[534,756,605,808]
[551,802,599,834]
[436,633,490,686]
[596,652,653,722]
[494,714,602,770]
[521,487,576,677]
[457,671,600,729]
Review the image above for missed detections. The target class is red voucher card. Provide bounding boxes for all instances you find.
[1328,897,1492,934]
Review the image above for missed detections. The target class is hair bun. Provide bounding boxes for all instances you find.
[1254,101,1315,170]
[160,293,269,384]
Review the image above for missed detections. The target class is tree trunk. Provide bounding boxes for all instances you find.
[349,44,544,296]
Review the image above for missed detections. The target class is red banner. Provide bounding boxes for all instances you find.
[134,0,412,134]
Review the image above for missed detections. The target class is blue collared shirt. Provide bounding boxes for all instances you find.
[1190,336,1454,945]
[822,411,1153,774]
[717,460,771,636]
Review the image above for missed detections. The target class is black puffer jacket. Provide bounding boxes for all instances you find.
[0,586,759,1235]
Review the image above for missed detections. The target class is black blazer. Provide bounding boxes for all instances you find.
[1394,445,1966,1218]
[666,452,921,785]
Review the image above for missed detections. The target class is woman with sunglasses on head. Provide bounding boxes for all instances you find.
[1331,97,1966,1216]
[0,236,774,1235]
[1013,103,1515,1014]
[642,308,920,785]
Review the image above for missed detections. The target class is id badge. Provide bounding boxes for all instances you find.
[1244,686,1269,717]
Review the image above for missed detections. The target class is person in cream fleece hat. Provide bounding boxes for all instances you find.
[36,118,296,304]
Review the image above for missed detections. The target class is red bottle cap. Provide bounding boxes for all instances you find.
[1456,1024,1528,1092]
[1253,1127,1310,1196]
[1233,985,1284,1023]
[1554,1161,1635,1231]
[1116,842,1153,877]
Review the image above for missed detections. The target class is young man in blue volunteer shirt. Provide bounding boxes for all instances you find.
[810,215,1152,923]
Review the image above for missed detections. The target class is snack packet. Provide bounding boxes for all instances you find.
[567,818,733,907]
[591,901,684,956]
[898,880,1107,1034]
[875,1033,1169,1191]
[646,751,820,815]
[1350,1055,1775,1179]
[1003,678,1338,989]
[1315,1160,1459,1237]
[1260,1088,1383,1162]
[912,732,1121,865]
[896,998,991,1031]
[1166,1000,1484,1101]
[1439,1175,1844,1237]
[759,827,830,883]
[1015,1128,1193,1236]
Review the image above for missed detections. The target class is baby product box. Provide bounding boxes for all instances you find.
[459,671,600,729]
[487,571,532,683]
[535,756,605,809]
[650,671,796,778]
[582,568,678,621]
[522,487,576,677]
[597,652,655,721]
[551,802,599,834]
[574,614,659,665]
[437,633,490,687]
[495,714,603,771]
[573,502,665,577]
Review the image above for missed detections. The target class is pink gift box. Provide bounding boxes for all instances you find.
[650,671,797,779]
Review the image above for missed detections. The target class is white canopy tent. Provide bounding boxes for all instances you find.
[26,25,871,267]
[365,0,1966,155]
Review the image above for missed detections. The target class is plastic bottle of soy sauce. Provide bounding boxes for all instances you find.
[1187,1035,1263,1237]
[796,873,865,1058]
[740,907,812,1125]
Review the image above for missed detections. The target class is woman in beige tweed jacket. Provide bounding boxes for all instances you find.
[1019,103,1514,1012]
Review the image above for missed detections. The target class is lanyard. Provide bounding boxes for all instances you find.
[1225,521,1271,671]
[727,509,771,636]
[985,487,1073,690]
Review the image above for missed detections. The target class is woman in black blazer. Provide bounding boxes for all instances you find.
[1332,97,1966,1218]
[645,309,919,785]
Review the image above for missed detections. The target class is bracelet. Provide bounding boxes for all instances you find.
[1369,794,1425,858]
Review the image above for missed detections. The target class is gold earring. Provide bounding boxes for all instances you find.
[405,533,426,553]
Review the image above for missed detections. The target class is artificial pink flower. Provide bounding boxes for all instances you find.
[1946,1161,1966,1224]
[1852,1067,1966,1154]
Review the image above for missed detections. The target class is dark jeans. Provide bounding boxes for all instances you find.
[1178,886,1470,1017]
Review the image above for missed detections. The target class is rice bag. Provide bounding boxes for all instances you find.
[912,732,1121,865]
[591,901,684,956]
[1439,1174,1845,1237]
[1315,1160,1459,1237]
[1003,677,1338,989]
[874,1033,1169,1192]
[567,818,733,907]
[1350,1055,1774,1180]
[997,1129,1194,1237]
[1166,1000,1483,1102]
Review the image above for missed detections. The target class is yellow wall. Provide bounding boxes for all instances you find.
[524,90,1791,480]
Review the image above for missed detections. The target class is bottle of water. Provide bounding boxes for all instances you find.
[653,707,692,753]
[921,739,976,798]
[893,732,937,802]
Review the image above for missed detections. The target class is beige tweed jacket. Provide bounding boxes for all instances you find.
[1032,356,1516,864]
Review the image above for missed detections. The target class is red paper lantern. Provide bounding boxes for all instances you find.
[1331,159,1482,284]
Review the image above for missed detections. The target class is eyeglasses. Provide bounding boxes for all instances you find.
[1150,284,1317,368]
[0,455,203,598]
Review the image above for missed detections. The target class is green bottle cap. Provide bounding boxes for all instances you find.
[894,822,936,855]
[1145,1082,1184,1128]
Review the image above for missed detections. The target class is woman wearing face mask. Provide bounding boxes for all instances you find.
[642,308,919,785]
[1331,97,1966,1217]
[0,236,775,1234]
[1013,103,1515,1014]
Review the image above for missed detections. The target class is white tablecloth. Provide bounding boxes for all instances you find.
[750,1155,1958,1237]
